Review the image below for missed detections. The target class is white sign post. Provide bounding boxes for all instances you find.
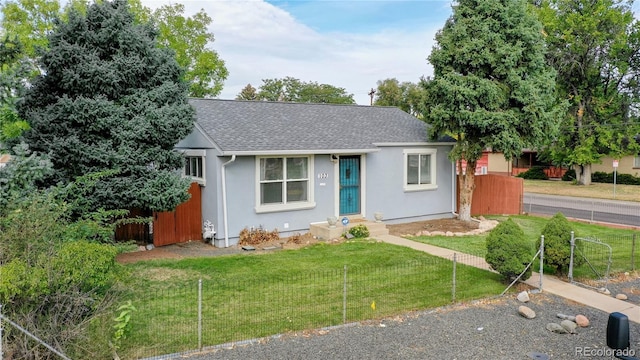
[613,160,619,198]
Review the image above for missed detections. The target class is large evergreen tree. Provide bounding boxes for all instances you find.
[424,0,562,221]
[536,0,640,185]
[17,0,194,212]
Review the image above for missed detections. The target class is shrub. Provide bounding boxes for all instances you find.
[537,212,577,274]
[561,168,576,182]
[348,224,370,238]
[516,166,548,180]
[485,218,533,281]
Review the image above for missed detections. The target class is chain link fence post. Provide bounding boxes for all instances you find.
[452,253,457,302]
[1,304,3,360]
[198,279,203,351]
[568,231,575,283]
[343,265,347,324]
[632,233,636,271]
[539,235,544,292]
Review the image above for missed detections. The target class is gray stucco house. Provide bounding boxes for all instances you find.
[176,98,456,247]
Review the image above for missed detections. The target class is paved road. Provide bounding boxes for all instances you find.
[523,193,640,227]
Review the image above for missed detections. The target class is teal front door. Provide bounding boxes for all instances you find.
[339,156,360,215]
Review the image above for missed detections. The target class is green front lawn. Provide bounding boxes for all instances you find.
[119,239,505,358]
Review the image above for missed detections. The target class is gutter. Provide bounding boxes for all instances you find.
[452,160,458,218]
[221,155,236,248]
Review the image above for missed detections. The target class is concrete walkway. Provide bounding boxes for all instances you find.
[377,233,640,323]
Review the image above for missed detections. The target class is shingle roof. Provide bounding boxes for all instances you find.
[189,98,446,154]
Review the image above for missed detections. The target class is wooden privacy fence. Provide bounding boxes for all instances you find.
[115,182,203,247]
[458,174,523,216]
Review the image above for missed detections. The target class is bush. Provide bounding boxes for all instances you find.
[348,224,370,238]
[561,168,576,182]
[591,171,640,185]
[516,166,548,180]
[485,218,533,281]
[537,212,577,274]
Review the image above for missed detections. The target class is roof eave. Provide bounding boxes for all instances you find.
[219,148,381,156]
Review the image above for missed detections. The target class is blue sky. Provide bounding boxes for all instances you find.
[265,0,452,34]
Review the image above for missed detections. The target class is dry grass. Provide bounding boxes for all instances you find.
[524,179,640,202]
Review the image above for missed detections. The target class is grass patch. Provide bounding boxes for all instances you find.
[119,239,505,358]
[411,215,640,278]
[524,179,640,202]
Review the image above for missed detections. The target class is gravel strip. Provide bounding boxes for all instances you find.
[176,287,640,360]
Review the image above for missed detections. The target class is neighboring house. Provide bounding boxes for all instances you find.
[176,99,456,247]
[592,155,640,177]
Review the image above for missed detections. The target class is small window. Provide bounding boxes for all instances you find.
[182,150,205,185]
[185,156,203,178]
[634,156,640,168]
[404,149,437,191]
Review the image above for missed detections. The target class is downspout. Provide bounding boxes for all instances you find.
[221,155,236,248]
[452,160,458,218]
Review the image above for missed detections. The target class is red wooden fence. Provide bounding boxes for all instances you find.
[153,182,203,247]
[458,174,523,216]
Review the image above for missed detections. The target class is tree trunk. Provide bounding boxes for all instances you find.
[573,164,592,185]
[458,159,477,222]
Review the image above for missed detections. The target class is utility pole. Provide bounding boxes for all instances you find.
[368,88,376,106]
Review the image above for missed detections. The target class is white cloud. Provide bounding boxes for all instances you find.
[142,0,440,105]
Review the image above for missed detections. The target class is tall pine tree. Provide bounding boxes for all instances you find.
[424,0,562,221]
[17,0,194,212]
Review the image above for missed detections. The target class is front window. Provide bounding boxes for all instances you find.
[256,156,315,212]
[404,149,437,191]
[634,156,640,168]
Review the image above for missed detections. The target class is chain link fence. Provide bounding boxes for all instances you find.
[118,253,503,359]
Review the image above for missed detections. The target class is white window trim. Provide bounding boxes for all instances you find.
[403,148,438,192]
[634,155,640,168]
[255,155,316,213]
[182,149,206,186]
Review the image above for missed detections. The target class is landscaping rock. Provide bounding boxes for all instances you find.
[145,244,155,251]
[556,313,576,322]
[560,320,577,334]
[575,315,590,327]
[546,323,568,334]
[598,288,611,295]
[518,305,536,319]
[616,293,628,300]
[517,291,530,303]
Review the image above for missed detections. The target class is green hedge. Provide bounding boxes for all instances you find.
[592,171,640,185]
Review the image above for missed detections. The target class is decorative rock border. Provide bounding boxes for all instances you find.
[413,219,499,237]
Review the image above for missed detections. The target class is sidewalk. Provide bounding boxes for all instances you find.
[377,233,640,323]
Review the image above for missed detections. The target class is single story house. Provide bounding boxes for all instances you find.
[176,99,456,247]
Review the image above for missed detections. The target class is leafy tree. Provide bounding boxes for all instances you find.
[423,0,562,222]
[1,0,228,98]
[256,76,355,104]
[485,218,533,281]
[236,83,259,100]
[536,0,640,185]
[145,3,228,98]
[17,0,194,213]
[374,77,426,116]
[0,36,31,142]
[0,0,60,59]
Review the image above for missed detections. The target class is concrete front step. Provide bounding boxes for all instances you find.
[310,218,389,240]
